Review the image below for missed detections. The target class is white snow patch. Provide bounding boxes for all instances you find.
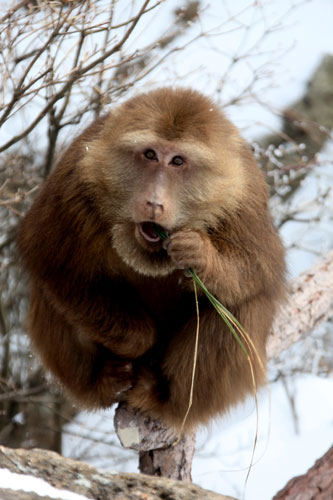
[0,469,90,500]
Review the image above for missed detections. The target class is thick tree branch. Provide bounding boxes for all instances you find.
[267,250,333,360]
[0,445,237,500]
[273,446,333,500]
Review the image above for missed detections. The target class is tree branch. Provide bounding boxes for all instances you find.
[273,446,333,500]
[267,250,333,360]
[0,0,152,153]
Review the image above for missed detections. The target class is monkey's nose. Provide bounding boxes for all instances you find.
[146,201,164,220]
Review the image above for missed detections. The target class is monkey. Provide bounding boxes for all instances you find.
[18,87,286,430]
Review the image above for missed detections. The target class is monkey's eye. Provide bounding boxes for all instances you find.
[171,155,184,166]
[144,149,157,160]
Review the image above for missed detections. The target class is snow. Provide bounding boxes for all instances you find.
[0,469,90,500]
[193,376,333,499]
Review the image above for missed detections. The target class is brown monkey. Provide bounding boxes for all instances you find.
[18,88,286,430]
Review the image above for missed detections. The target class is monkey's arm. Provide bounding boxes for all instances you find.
[35,270,156,359]
[165,224,285,305]
[28,283,135,407]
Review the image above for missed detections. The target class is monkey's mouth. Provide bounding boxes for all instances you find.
[138,222,168,243]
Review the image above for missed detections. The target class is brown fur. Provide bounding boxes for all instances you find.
[18,88,286,430]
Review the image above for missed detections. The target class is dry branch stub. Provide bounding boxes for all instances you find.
[114,403,196,481]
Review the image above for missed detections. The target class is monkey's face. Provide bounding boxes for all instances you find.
[80,89,248,277]
[130,143,189,245]
[105,137,196,276]
[102,133,245,277]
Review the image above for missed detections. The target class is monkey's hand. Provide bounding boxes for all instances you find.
[164,229,215,278]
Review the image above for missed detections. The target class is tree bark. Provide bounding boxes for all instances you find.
[138,434,196,482]
[0,445,237,500]
[114,251,333,481]
[267,250,333,360]
[273,446,333,500]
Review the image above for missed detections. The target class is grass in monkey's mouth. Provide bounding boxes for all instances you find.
[139,222,168,243]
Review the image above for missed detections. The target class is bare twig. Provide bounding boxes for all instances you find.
[0,0,31,24]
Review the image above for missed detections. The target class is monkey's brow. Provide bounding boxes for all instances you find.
[119,131,158,147]
[118,132,216,165]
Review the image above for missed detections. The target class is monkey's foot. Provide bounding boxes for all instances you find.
[126,365,168,415]
[94,359,134,407]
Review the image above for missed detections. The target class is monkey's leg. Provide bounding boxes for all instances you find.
[128,304,267,429]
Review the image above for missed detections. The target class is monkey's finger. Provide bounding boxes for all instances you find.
[162,238,171,250]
